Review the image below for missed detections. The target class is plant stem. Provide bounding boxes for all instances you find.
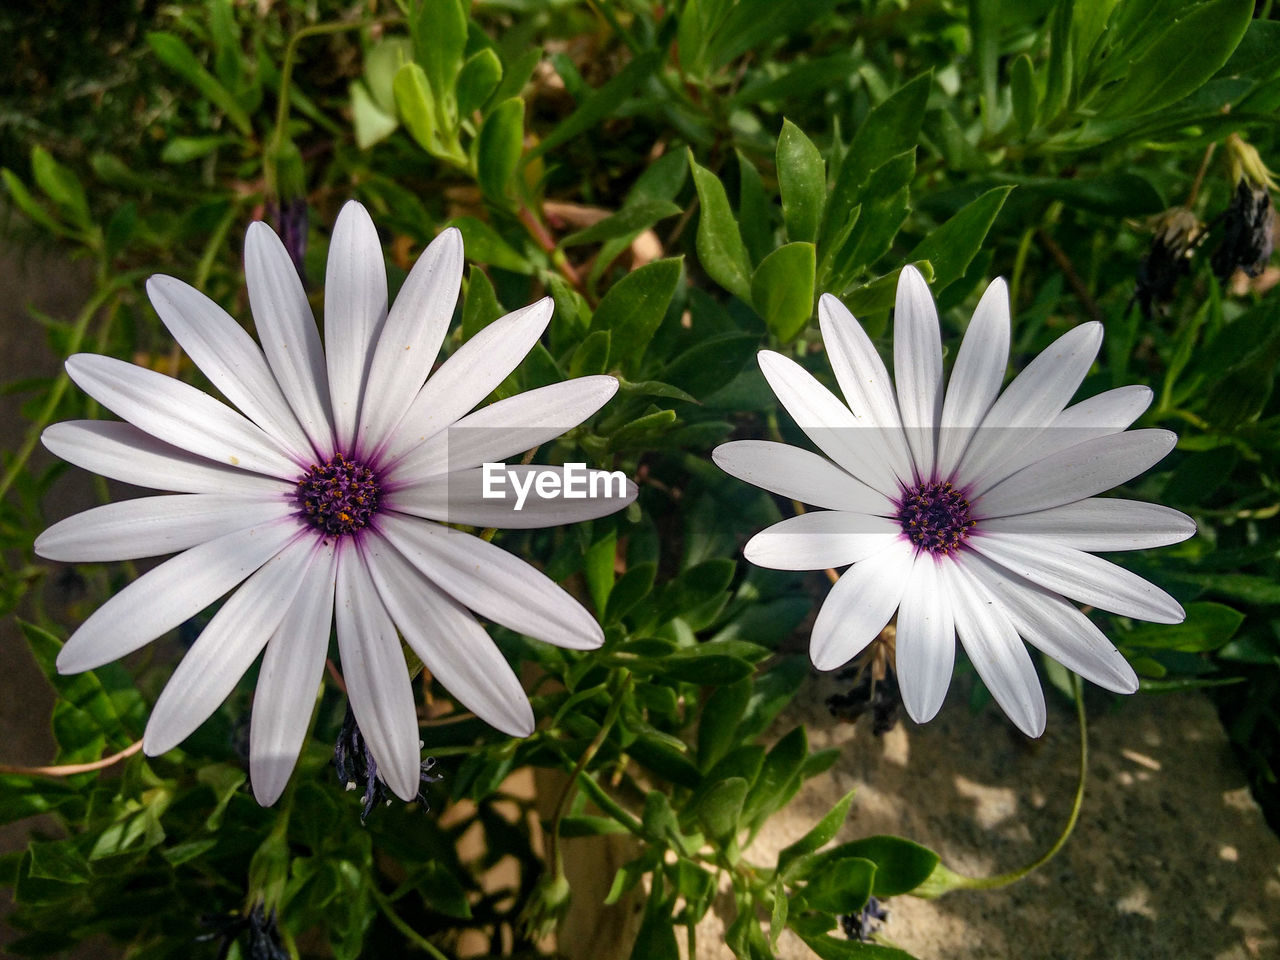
[917,672,1089,896]
[369,884,451,960]
[0,739,142,777]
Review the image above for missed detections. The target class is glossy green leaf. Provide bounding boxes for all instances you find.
[147,31,253,135]
[1122,602,1244,652]
[475,97,524,202]
[446,216,532,274]
[569,330,611,378]
[798,933,919,960]
[835,835,941,896]
[800,856,876,913]
[777,120,825,243]
[457,48,503,117]
[1100,0,1253,118]
[1011,53,1038,135]
[751,241,815,342]
[591,257,683,374]
[690,152,753,301]
[906,187,1012,289]
[562,201,682,248]
[659,332,758,400]
[394,62,441,153]
[696,776,749,839]
[698,680,752,771]
[777,788,856,877]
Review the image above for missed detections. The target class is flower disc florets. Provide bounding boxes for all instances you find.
[296,454,381,537]
[895,480,975,556]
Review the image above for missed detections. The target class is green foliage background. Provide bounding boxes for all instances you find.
[1,0,1278,957]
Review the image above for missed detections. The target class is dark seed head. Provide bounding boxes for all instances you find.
[895,480,975,556]
[295,454,381,537]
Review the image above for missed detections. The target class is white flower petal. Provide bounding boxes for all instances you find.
[36,493,293,562]
[894,265,943,481]
[325,201,389,452]
[379,513,602,650]
[742,511,901,571]
[956,322,1103,490]
[147,275,316,461]
[979,498,1195,552]
[250,541,338,806]
[143,534,315,756]
[357,227,464,456]
[41,421,291,496]
[379,298,554,466]
[391,376,617,481]
[967,533,1185,624]
[895,553,956,724]
[389,465,637,529]
[65,354,301,478]
[758,350,905,498]
[975,429,1177,518]
[941,556,1046,737]
[711,440,893,515]
[817,294,914,485]
[334,544,421,802]
[987,384,1152,482]
[937,278,1010,479]
[959,550,1137,694]
[810,538,914,671]
[56,518,301,674]
[244,221,335,456]
[362,534,535,737]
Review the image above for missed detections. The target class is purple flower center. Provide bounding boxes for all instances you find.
[895,480,975,556]
[296,454,381,537]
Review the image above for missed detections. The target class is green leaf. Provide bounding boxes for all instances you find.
[30,146,89,226]
[461,266,504,339]
[751,242,815,342]
[1122,601,1244,653]
[1100,0,1253,118]
[906,186,1012,290]
[824,72,930,247]
[569,330,611,378]
[146,31,252,136]
[560,814,632,837]
[630,736,703,790]
[591,257,683,374]
[698,680,752,771]
[690,153,753,301]
[1042,0,1074,122]
[531,51,661,158]
[562,201,682,248]
[394,62,441,153]
[418,861,474,919]
[970,0,999,124]
[457,49,503,118]
[446,217,532,274]
[27,840,92,885]
[2,169,68,236]
[743,726,807,823]
[410,0,467,122]
[737,149,773,267]
[659,333,758,400]
[835,835,940,896]
[696,776,749,840]
[1010,53,1038,135]
[475,97,524,202]
[351,81,399,149]
[606,562,657,624]
[777,120,825,243]
[800,856,876,913]
[842,263,933,314]
[777,788,856,877]
[798,934,919,960]
[159,135,233,164]
[707,0,840,68]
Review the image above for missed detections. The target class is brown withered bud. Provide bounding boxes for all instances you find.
[1134,207,1204,319]
[1211,134,1277,281]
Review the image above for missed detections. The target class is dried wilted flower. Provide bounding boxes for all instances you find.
[1211,134,1277,281]
[1134,207,1204,319]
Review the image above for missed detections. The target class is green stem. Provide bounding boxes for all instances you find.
[0,282,126,503]
[917,673,1088,896]
[369,884,450,960]
[547,672,632,875]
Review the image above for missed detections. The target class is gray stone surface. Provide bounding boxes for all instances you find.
[692,674,1280,960]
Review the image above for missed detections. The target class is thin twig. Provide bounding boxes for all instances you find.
[1036,229,1105,326]
[0,739,143,778]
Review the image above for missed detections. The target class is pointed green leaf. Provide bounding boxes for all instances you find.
[906,186,1012,290]
[696,776,749,839]
[591,257,683,374]
[778,788,856,877]
[457,48,504,118]
[475,97,525,202]
[147,31,252,136]
[777,119,825,243]
[690,152,753,301]
[30,146,89,226]
[751,242,816,341]
[1010,54,1038,135]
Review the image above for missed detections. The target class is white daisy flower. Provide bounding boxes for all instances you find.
[713,266,1193,737]
[36,200,635,805]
